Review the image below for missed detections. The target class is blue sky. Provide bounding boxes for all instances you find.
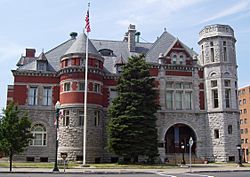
[0,0,250,111]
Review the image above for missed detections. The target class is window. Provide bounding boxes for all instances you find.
[98,49,113,56]
[243,99,246,104]
[63,110,70,126]
[239,100,242,105]
[184,83,192,89]
[214,129,219,139]
[38,62,45,71]
[79,110,84,126]
[223,47,227,61]
[109,88,118,104]
[210,48,215,62]
[43,87,52,106]
[166,91,173,109]
[172,55,177,64]
[94,111,100,126]
[79,82,85,91]
[211,80,217,87]
[175,83,182,89]
[244,109,247,114]
[212,89,219,108]
[175,92,182,110]
[240,110,242,114]
[166,82,173,88]
[64,82,70,92]
[241,139,244,144]
[30,124,46,146]
[244,119,247,124]
[241,129,244,134]
[201,50,204,64]
[240,119,243,124]
[223,41,226,46]
[224,80,230,87]
[179,55,184,65]
[184,92,192,110]
[28,86,38,105]
[225,89,231,108]
[246,139,248,143]
[94,83,101,93]
[228,125,232,134]
[95,61,99,68]
[245,128,248,134]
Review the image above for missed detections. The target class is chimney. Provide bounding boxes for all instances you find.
[128,24,136,52]
[135,31,141,43]
[25,48,36,57]
[70,32,78,39]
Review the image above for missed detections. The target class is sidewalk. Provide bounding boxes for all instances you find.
[1,164,250,174]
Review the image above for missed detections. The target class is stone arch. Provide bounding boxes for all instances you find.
[208,71,217,78]
[164,123,197,154]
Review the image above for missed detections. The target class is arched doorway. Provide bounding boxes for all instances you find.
[165,123,196,154]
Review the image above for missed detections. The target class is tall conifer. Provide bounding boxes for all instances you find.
[108,54,158,163]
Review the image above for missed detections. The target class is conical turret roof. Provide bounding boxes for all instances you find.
[64,33,99,56]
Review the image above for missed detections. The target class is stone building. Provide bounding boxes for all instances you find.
[239,85,250,163]
[7,24,240,163]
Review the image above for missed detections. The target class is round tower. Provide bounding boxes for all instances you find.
[58,33,105,163]
[198,24,240,162]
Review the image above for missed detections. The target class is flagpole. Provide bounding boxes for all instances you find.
[83,2,90,166]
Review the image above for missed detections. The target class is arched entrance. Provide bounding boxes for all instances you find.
[165,123,196,154]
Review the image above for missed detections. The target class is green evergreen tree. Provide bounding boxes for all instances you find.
[108,54,159,163]
[0,101,33,171]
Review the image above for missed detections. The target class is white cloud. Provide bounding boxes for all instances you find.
[199,0,250,24]
[116,0,203,28]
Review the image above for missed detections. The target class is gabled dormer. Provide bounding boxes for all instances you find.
[36,52,48,71]
[164,39,194,65]
[115,54,125,74]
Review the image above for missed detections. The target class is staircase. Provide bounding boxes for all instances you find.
[165,153,204,165]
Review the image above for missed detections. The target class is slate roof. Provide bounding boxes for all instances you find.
[65,33,99,56]
[91,39,152,73]
[15,29,197,74]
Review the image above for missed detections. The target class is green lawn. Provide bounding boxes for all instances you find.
[0,162,178,169]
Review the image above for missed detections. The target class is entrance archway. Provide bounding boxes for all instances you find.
[165,123,196,154]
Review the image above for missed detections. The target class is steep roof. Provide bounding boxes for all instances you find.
[145,31,176,63]
[64,33,99,56]
[91,39,152,73]
[145,31,197,63]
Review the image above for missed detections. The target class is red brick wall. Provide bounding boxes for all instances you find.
[166,71,192,76]
[199,91,205,110]
[15,75,59,84]
[13,85,27,105]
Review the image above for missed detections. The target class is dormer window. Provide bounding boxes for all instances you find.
[172,55,177,64]
[37,62,46,71]
[179,55,184,65]
[99,49,114,56]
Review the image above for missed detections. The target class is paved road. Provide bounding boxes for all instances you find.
[0,172,249,177]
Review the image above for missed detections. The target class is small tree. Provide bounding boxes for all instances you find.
[107,54,159,163]
[0,101,32,171]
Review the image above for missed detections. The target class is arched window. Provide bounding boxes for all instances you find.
[172,55,177,64]
[30,124,47,146]
[98,49,114,56]
[179,55,185,65]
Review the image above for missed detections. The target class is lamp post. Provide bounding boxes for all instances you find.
[53,101,60,172]
[189,137,194,172]
[236,144,242,167]
[181,142,186,165]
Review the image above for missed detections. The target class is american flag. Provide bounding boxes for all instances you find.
[85,9,91,33]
